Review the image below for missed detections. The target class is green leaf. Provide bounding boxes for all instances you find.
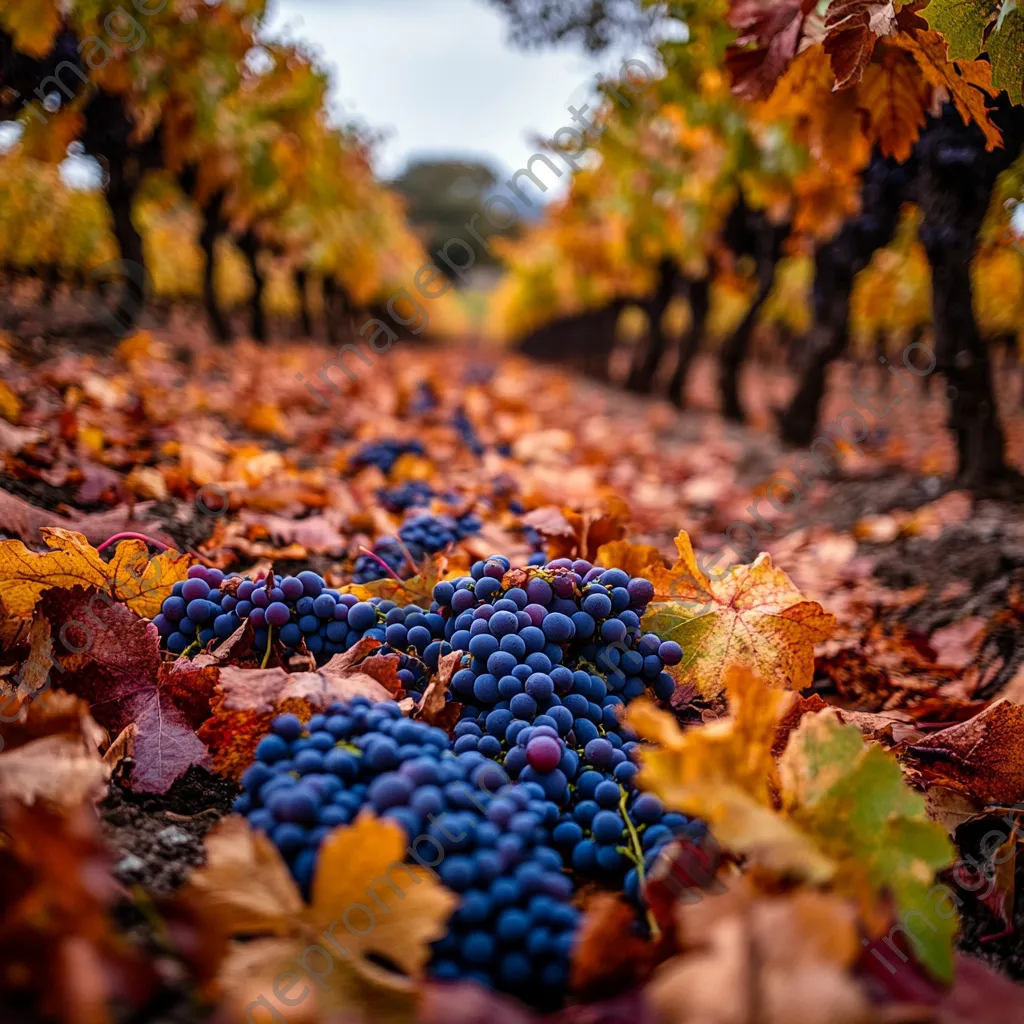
[781,713,958,982]
[989,4,1024,103]
[922,0,999,60]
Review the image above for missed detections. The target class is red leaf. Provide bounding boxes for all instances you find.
[40,587,213,793]
[726,0,811,99]
[198,637,402,779]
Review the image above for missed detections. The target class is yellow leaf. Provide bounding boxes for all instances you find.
[0,1,62,57]
[311,815,458,980]
[594,539,666,580]
[628,669,834,882]
[106,540,190,619]
[0,530,189,622]
[0,530,111,620]
[890,31,1002,151]
[0,380,21,423]
[629,673,957,981]
[642,531,836,700]
[182,814,457,1022]
[245,401,288,437]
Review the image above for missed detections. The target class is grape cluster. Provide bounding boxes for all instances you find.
[227,553,697,1007]
[353,510,483,584]
[154,564,252,654]
[434,556,681,722]
[351,439,426,474]
[425,555,689,886]
[155,569,449,687]
[376,480,436,513]
[236,699,581,1003]
[409,381,439,415]
[453,407,485,457]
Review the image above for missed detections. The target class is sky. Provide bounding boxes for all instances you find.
[264,0,636,184]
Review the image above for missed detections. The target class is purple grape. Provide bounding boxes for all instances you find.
[659,640,683,666]
[181,578,210,602]
[266,602,291,627]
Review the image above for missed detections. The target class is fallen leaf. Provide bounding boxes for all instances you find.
[525,500,630,562]
[928,618,987,670]
[239,511,348,555]
[0,800,156,1022]
[0,528,188,621]
[0,689,116,809]
[904,699,1024,806]
[922,787,985,835]
[642,530,836,700]
[198,638,401,779]
[780,709,957,980]
[0,529,111,619]
[415,648,463,732]
[630,672,957,980]
[40,587,213,794]
[594,539,667,580]
[570,894,659,998]
[182,814,457,1022]
[647,876,871,1024]
[628,668,832,882]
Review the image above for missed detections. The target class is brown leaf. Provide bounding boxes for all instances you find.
[823,0,896,89]
[858,52,931,161]
[198,638,400,780]
[726,0,811,100]
[647,877,871,1024]
[415,649,463,732]
[905,699,1024,805]
[0,801,156,1021]
[182,814,456,1023]
[772,692,831,758]
[179,816,304,936]
[524,501,630,562]
[0,689,114,810]
[570,894,659,998]
[239,511,348,555]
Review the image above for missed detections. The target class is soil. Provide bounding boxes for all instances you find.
[98,769,239,1024]
[101,767,239,896]
[945,816,1024,982]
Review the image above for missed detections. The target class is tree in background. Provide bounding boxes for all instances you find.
[391,159,519,277]
[485,0,657,51]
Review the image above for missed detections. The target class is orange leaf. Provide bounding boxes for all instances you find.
[858,52,931,161]
[198,638,402,779]
[890,30,1002,150]
[642,531,836,699]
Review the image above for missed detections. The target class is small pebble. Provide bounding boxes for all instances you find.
[157,825,192,849]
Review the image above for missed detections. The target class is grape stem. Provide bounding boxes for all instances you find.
[357,546,409,589]
[181,640,202,659]
[619,787,661,940]
[261,626,274,669]
[96,531,172,554]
